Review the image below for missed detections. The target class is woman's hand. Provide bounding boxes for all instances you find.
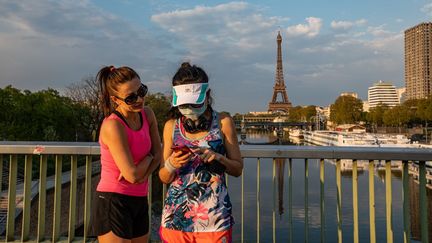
[169,150,192,169]
[192,147,224,163]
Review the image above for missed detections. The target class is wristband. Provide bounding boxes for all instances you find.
[164,158,177,173]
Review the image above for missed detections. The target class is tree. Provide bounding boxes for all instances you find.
[0,86,92,141]
[144,92,171,135]
[288,105,316,122]
[366,104,389,132]
[301,106,316,122]
[416,96,432,142]
[382,105,410,133]
[66,76,103,141]
[330,96,363,125]
[288,106,303,122]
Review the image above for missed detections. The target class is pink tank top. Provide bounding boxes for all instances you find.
[97,109,152,196]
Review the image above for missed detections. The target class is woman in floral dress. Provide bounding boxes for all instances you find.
[159,62,243,243]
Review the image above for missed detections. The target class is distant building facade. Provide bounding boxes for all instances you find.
[396,87,406,103]
[405,22,432,100]
[368,80,399,108]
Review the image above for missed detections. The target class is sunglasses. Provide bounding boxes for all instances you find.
[116,83,148,105]
[178,103,204,109]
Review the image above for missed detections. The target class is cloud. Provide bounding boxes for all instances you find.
[0,1,406,113]
[421,3,432,16]
[286,17,322,38]
[330,19,367,30]
[0,0,175,92]
[151,2,284,53]
[367,25,392,36]
[151,2,248,20]
[153,1,403,110]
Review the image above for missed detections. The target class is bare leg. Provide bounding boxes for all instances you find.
[98,231,131,243]
[132,233,149,243]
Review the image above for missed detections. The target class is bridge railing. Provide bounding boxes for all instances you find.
[0,142,431,242]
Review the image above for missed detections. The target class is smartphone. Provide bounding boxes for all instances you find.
[171,145,192,154]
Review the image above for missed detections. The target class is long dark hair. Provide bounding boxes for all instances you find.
[96,66,140,117]
[168,62,213,119]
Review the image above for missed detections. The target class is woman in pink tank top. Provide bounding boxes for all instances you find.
[92,65,162,243]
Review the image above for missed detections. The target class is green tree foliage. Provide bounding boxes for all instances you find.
[0,85,92,141]
[330,96,363,125]
[66,76,103,141]
[366,104,389,128]
[145,92,171,135]
[383,105,410,131]
[302,105,317,121]
[416,96,432,123]
[288,105,316,122]
[288,106,302,122]
[66,77,172,139]
[362,98,432,132]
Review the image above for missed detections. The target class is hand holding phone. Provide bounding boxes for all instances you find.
[171,145,192,154]
[168,145,193,169]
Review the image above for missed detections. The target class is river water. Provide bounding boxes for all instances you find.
[226,130,430,242]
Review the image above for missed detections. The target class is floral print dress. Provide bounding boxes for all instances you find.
[161,111,234,232]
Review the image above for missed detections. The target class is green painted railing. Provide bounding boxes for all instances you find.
[0,142,431,242]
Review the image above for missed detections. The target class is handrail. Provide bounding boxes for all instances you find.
[1,142,431,161]
[0,142,431,242]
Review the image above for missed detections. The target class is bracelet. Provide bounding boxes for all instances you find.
[164,157,177,173]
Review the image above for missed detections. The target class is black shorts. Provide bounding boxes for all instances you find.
[91,191,149,239]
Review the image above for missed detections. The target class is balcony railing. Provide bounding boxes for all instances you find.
[0,142,431,242]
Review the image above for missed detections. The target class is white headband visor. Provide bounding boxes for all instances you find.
[172,83,209,107]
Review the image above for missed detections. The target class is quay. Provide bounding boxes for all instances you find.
[0,142,431,242]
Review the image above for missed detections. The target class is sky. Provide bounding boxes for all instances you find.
[0,0,431,114]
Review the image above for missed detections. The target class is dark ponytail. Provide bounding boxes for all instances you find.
[172,62,208,86]
[96,65,141,117]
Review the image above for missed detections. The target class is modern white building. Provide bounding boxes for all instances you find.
[368,80,400,108]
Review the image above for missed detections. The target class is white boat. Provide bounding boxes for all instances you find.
[303,130,418,148]
[289,129,303,138]
[303,130,378,147]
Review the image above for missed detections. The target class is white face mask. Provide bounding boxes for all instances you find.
[178,103,207,120]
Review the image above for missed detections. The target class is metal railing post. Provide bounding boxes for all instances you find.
[68,155,78,242]
[21,155,32,241]
[402,161,410,243]
[320,158,325,243]
[289,158,293,243]
[369,160,376,243]
[257,158,261,243]
[241,166,244,243]
[353,159,359,243]
[385,160,393,243]
[84,155,92,241]
[419,161,429,243]
[6,155,17,241]
[52,155,62,242]
[305,159,309,243]
[272,159,276,243]
[37,155,48,242]
[336,159,342,243]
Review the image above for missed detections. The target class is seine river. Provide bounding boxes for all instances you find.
[226,130,430,243]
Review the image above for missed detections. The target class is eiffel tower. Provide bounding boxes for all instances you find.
[268,31,292,113]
